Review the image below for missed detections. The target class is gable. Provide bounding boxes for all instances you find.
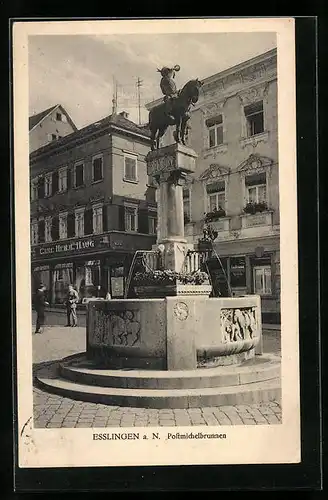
[199,163,231,181]
[29,104,78,133]
[237,153,273,173]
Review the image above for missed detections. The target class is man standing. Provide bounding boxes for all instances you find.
[66,285,79,327]
[34,283,49,334]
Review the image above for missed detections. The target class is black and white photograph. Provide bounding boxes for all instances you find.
[13,18,300,468]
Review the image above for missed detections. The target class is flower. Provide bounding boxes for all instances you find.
[243,201,268,214]
[133,269,209,286]
[204,207,226,223]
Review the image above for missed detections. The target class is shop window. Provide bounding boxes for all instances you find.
[245,172,267,204]
[58,168,67,192]
[244,101,264,137]
[253,265,272,295]
[37,177,45,199]
[206,180,226,212]
[84,208,93,236]
[92,205,103,234]
[92,155,103,182]
[230,256,246,288]
[183,187,191,223]
[125,205,138,232]
[74,163,84,188]
[75,209,84,237]
[38,219,45,243]
[111,265,125,298]
[31,179,38,201]
[124,154,138,182]
[67,213,75,238]
[206,115,223,148]
[52,264,74,304]
[51,216,59,241]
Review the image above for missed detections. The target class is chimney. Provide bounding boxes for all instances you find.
[119,111,129,119]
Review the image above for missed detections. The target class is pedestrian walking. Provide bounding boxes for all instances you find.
[33,283,49,334]
[65,284,79,327]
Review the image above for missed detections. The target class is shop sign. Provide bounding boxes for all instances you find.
[85,260,101,267]
[230,256,246,287]
[33,265,50,272]
[32,235,108,259]
[54,263,73,269]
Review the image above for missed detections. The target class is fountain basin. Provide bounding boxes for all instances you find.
[86,295,262,371]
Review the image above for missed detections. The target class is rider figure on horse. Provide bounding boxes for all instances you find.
[157,65,180,124]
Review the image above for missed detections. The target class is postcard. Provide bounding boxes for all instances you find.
[13,17,300,469]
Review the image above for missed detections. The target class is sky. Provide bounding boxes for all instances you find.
[28,32,277,128]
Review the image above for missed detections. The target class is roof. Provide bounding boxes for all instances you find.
[29,105,58,131]
[29,104,78,132]
[30,112,151,159]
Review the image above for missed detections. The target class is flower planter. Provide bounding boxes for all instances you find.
[134,283,212,299]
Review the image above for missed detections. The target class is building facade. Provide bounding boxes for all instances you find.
[30,111,157,304]
[29,104,78,153]
[146,48,280,322]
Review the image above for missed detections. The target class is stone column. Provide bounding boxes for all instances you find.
[146,143,197,272]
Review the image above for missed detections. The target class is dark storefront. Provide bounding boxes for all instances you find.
[31,232,155,304]
[207,238,280,323]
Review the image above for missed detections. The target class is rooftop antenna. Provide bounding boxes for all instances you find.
[136,77,143,125]
[112,76,118,115]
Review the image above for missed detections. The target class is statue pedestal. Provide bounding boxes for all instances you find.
[146,143,197,272]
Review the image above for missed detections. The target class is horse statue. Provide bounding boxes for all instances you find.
[148,78,203,150]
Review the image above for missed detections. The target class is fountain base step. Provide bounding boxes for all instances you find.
[35,353,281,409]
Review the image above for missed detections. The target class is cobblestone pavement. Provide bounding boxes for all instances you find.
[32,325,282,428]
[33,386,282,428]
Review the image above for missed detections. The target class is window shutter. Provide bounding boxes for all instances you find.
[51,216,59,241]
[118,205,125,231]
[244,101,263,116]
[52,171,59,193]
[67,169,71,190]
[37,178,45,199]
[138,209,149,234]
[206,181,225,194]
[245,172,266,186]
[67,213,75,238]
[102,205,108,232]
[38,220,45,243]
[206,115,223,128]
[84,209,93,235]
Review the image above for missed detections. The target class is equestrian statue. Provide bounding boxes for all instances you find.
[148,65,203,150]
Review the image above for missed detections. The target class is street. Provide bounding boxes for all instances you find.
[32,308,87,328]
[32,310,281,428]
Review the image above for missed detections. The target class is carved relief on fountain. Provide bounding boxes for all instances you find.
[89,305,141,347]
[221,307,258,343]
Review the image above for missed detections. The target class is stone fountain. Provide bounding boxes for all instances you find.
[36,140,281,409]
